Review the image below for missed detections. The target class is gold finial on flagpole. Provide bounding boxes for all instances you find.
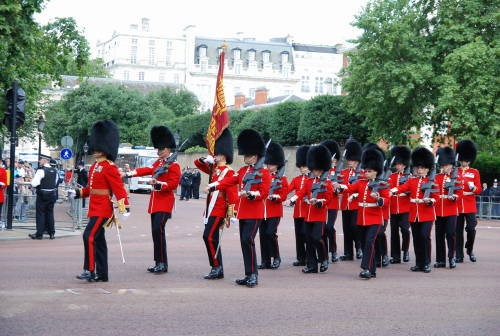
[221,40,228,50]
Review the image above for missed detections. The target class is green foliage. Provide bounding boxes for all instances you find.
[166,112,211,148]
[267,101,304,146]
[473,153,500,185]
[184,145,208,153]
[232,109,272,141]
[148,88,200,118]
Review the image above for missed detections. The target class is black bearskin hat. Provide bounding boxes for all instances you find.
[296,145,310,168]
[307,145,332,172]
[345,138,362,161]
[151,126,176,150]
[264,141,285,168]
[437,146,455,166]
[320,139,341,160]
[456,139,477,164]
[411,147,434,170]
[363,142,385,160]
[391,146,411,166]
[88,120,120,161]
[214,128,234,164]
[237,129,265,157]
[361,148,384,176]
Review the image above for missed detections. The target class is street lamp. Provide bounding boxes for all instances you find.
[174,132,180,147]
[83,142,89,165]
[36,115,45,162]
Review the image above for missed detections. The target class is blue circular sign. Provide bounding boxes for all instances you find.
[60,148,73,160]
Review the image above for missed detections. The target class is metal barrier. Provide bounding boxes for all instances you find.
[476,195,500,221]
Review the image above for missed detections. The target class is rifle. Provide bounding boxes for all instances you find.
[444,154,462,197]
[269,157,289,195]
[398,165,411,184]
[309,170,330,201]
[152,138,189,179]
[348,163,362,184]
[242,139,272,192]
[329,150,346,184]
[368,157,395,193]
[421,155,439,199]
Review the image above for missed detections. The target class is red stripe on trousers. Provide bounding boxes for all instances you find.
[208,217,221,267]
[88,217,105,272]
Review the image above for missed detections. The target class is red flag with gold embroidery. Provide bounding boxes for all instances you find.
[206,45,230,156]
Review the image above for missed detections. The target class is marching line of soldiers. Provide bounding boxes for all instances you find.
[67,120,482,285]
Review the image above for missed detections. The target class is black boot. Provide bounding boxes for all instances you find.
[28,233,42,240]
[340,254,353,261]
[356,248,363,259]
[410,265,422,272]
[390,257,401,264]
[245,273,258,287]
[147,262,159,273]
[359,269,371,279]
[258,262,272,270]
[468,252,477,262]
[204,266,224,279]
[153,262,168,273]
[271,257,281,269]
[320,260,329,272]
[49,234,55,240]
[331,252,339,263]
[434,261,446,268]
[449,258,456,269]
[456,256,464,263]
[403,251,410,262]
[76,270,91,280]
[302,266,318,273]
[292,260,306,266]
[423,264,431,273]
[90,273,109,282]
[382,255,390,267]
[235,276,249,285]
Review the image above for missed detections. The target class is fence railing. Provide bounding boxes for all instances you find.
[476,195,500,221]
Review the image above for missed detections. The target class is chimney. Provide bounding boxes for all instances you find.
[234,93,246,109]
[255,87,268,105]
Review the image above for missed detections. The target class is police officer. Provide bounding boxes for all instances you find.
[29,154,58,240]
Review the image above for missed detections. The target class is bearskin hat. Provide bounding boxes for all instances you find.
[151,126,176,150]
[307,145,332,172]
[361,148,384,176]
[411,147,434,170]
[456,139,477,164]
[264,141,285,168]
[363,142,385,160]
[214,128,234,164]
[88,120,120,161]
[345,138,362,161]
[237,129,265,157]
[437,146,455,166]
[295,145,310,168]
[320,139,341,160]
[391,146,411,166]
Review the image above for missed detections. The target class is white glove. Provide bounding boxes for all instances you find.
[67,189,76,199]
[204,155,215,164]
[230,217,238,226]
[468,182,475,190]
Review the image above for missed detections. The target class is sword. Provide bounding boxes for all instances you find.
[116,225,125,264]
[214,225,224,259]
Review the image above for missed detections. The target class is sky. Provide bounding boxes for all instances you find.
[35,0,371,56]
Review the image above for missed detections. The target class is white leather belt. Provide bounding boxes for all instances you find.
[358,202,378,207]
[463,192,474,196]
[410,199,425,203]
[393,193,408,197]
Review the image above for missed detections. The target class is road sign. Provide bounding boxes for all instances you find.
[61,135,74,148]
[60,148,73,160]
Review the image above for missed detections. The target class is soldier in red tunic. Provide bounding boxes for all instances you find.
[339,138,364,261]
[289,145,333,274]
[207,129,271,287]
[335,148,389,279]
[388,146,411,264]
[320,139,341,263]
[259,141,288,270]
[434,146,462,269]
[391,147,438,273]
[124,126,181,273]
[455,140,482,263]
[72,120,130,282]
[287,145,310,267]
[194,129,238,280]
[0,162,7,225]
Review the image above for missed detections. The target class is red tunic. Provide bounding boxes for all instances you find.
[265,173,289,218]
[194,159,238,218]
[79,160,129,218]
[0,168,7,203]
[389,172,411,214]
[295,176,333,222]
[457,168,481,214]
[393,177,438,222]
[434,173,462,217]
[133,158,181,214]
[215,166,271,220]
[340,168,364,210]
[326,168,341,210]
[345,179,389,226]
[288,175,309,218]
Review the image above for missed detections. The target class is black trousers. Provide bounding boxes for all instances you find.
[239,219,261,275]
[305,221,327,269]
[456,213,477,258]
[180,185,191,200]
[259,217,281,265]
[192,183,200,199]
[82,216,108,275]
[390,213,410,258]
[435,215,457,262]
[35,193,56,236]
[360,224,382,274]
[203,216,223,268]
[294,218,307,262]
[375,220,388,264]
[411,221,433,268]
[151,212,170,264]
[324,209,338,253]
[342,209,360,257]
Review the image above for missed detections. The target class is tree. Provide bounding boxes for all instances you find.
[148,88,200,117]
[232,108,272,141]
[267,101,304,146]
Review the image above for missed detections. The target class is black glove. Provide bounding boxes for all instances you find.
[154,183,162,191]
[377,198,384,206]
[315,201,323,208]
[247,193,256,200]
[209,186,216,192]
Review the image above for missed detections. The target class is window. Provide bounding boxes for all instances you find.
[301,76,310,93]
[281,52,289,64]
[199,46,207,58]
[166,41,173,66]
[130,46,137,64]
[139,72,145,81]
[149,47,155,65]
[235,63,241,74]
[248,50,256,61]
[131,38,137,45]
[249,88,255,98]
[159,73,165,82]
[149,40,155,46]
[233,49,241,60]
[201,60,207,73]
[262,51,271,63]
[173,73,179,84]
[315,77,324,93]
[123,71,129,80]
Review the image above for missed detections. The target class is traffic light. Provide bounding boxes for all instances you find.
[3,85,26,132]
